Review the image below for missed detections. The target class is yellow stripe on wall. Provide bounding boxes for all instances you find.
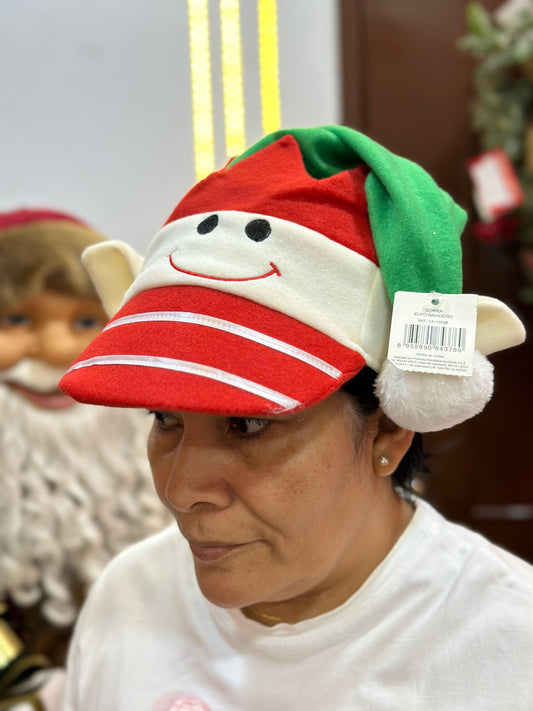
[258,0,281,135]
[220,0,246,157]
[188,0,215,179]
[188,0,281,177]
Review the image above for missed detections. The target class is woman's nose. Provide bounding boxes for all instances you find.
[163,439,234,514]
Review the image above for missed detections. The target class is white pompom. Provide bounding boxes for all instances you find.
[375,351,494,432]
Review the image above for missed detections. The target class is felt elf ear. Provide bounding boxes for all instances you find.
[475,296,526,355]
[82,241,143,317]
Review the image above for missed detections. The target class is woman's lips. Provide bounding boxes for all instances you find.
[187,539,246,562]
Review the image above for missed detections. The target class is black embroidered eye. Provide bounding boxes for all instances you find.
[245,219,271,242]
[197,214,219,234]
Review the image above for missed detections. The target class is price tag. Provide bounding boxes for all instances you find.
[467,149,524,222]
[387,292,477,376]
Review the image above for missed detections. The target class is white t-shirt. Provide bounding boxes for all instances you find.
[63,499,533,711]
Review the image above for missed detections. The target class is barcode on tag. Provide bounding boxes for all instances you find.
[388,292,477,376]
[403,324,466,350]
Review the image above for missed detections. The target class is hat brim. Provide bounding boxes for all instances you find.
[60,286,365,415]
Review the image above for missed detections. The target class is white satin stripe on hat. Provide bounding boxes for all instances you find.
[104,311,342,378]
[67,354,300,410]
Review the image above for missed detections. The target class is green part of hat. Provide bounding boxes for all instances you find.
[230,126,467,302]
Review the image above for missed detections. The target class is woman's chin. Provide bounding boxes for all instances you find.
[193,566,264,610]
[195,576,255,610]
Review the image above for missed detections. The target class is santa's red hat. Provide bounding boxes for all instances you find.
[0,208,88,231]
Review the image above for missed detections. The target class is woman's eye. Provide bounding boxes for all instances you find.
[72,315,105,331]
[149,411,181,431]
[229,417,270,438]
[0,313,31,329]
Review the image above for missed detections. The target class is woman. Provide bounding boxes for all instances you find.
[60,127,532,710]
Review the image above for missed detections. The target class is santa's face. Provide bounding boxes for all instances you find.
[0,288,107,409]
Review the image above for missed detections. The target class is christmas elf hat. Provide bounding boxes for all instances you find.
[59,126,525,431]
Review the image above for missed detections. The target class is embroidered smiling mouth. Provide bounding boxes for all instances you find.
[168,254,280,282]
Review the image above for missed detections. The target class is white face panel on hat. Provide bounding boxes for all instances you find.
[59,206,389,417]
[127,211,391,370]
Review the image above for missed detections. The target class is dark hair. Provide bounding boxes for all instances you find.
[340,367,426,492]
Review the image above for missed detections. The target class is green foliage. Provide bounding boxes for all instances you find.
[460,1,533,161]
[460,2,533,301]
[461,2,533,62]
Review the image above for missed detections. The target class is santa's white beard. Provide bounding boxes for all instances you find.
[0,384,171,626]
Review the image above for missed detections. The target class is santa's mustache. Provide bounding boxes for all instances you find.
[0,358,67,392]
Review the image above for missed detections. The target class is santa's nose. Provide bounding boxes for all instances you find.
[27,320,85,367]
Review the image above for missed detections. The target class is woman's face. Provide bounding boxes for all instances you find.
[148,391,402,621]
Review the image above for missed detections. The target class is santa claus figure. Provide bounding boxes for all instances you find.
[0,209,170,709]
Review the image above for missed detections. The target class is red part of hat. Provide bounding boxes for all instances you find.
[60,285,365,415]
[0,208,87,232]
[165,135,378,264]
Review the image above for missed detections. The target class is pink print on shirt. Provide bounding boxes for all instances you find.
[151,692,212,711]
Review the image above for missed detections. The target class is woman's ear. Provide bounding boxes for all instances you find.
[372,410,415,477]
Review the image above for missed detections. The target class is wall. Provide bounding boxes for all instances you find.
[0,0,340,251]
